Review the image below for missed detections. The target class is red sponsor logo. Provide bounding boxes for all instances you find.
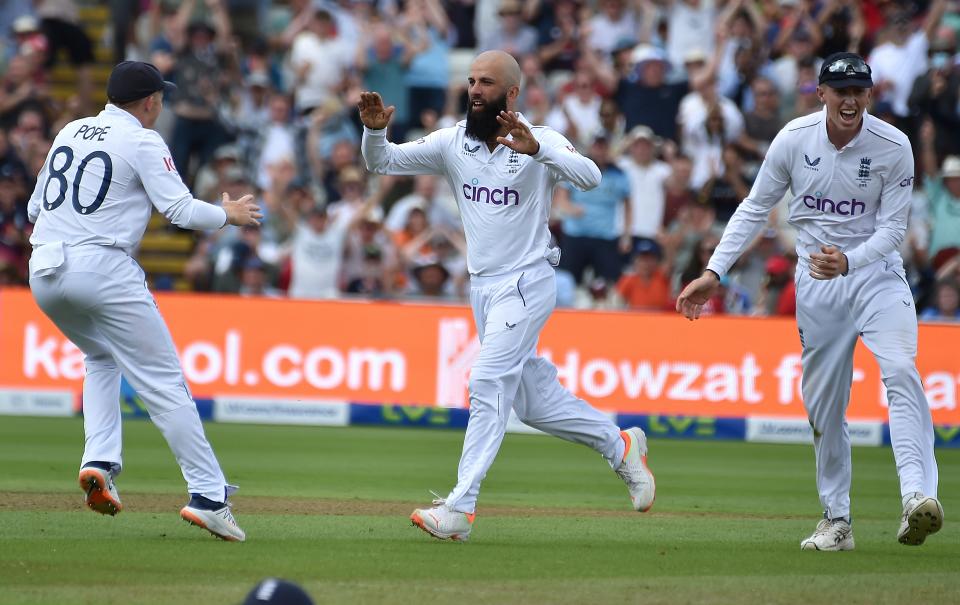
[163,157,176,172]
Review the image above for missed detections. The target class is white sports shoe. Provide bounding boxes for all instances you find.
[180,500,246,542]
[616,427,656,512]
[800,518,855,551]
[410,494,474,542]
[897,493,943,546]
[78,465,122,516]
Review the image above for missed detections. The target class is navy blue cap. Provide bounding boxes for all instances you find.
[818,53,873,89]
[633,237,662,258]
[242,579,314,605]
[107,61,177,104]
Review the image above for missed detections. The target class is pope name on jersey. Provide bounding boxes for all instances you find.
[362,118,599,277]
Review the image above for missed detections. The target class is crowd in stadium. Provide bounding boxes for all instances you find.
[1,0,959,320]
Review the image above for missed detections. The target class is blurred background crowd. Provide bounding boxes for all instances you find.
[1,0,959,321]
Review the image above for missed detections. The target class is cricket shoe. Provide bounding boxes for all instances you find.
[78,464,122,516]
[897,493,943,546]
[410,493,474,542]
[180,495,246,542]
[616,427,655,512]
[800,518,854,551]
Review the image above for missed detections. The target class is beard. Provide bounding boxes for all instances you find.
[465,93,509,143]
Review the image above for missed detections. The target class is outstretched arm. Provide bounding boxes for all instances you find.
[359,91,447,175]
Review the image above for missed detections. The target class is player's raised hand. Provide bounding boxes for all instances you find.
[357,92,395,130]
[676,271,720,321]
[496,111,540,155]
[809,245,847,280]
[222,193,263,227]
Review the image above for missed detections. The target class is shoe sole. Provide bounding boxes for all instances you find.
[898,498,943,546]
[409,511,469,542]
[180,508,243,542]
[78,469,121,516]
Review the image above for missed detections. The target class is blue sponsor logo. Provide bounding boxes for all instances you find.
[804,154,821,167]
[900,176,915,187]
[802,191,866,216]
[462,178,520,206]
[463,142,480,154]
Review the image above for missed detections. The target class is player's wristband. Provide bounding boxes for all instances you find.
[841,254,850,276]
[704,269,721,281]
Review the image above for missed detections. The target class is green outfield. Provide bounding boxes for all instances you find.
[1,416,958,604]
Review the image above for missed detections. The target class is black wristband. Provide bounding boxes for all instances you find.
[704,269,721,280]
[841,254,850,276]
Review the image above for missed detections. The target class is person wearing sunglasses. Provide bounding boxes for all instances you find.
[677,52,942,551]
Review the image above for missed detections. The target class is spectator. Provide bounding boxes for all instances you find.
[238,257,282,298]
[385,173,460,232]
[908,28,960,159]
[662,153,696,228]
[402,0,452,131]
[617,125,671,242]
[290,9,350,115]
[195,143,242,202]
[552,70,604,148]
[920,135,960,262]
[342,205,399,295]
[920,279,960,321]
[535,0,583,73]
[769,29,819,113]
[586,0,641,56]
[169,0,234,183]
[698,144,752,223]
[408,257,456,300]
[869,1,947,131]
[663,197,722,284]
[665,0,717,76]
[355,23,416,142]
[684,102,743,192]
[609,45,688,141]
[676,233,724,314]
[616,238,672,311]
[555,133,632,304]
[0,54,50,129]
[256,93,297,191]
[736,77,784,172]
[34,0,93,113]
[481,0,538,57]
[756,254,796,317]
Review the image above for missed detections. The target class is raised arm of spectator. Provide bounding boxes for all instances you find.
[422,0,452,37]
[205,0,233,52]
[846,1,865,53]
[348,175,397,231]
[922,0,948,40]
[169,0,197,52]
[523,0,543,23]
[689,27,727,92]
[635,0,658,45]
[277,2,313,50]
[580,48,618,95]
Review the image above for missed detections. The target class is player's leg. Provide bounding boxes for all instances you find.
[855,263,940,545]
[796,274,859,550]
[411,273,534,541]
[30,270,125,515]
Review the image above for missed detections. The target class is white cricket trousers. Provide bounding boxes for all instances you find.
[445,260,624,513]
[29,245,228,502]
[796,258,938,520]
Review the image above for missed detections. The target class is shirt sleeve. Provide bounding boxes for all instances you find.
[135,131,228,231]
[706,128,792,277]
[844,143,915,272]
[361,126,446,175]
[531,128,602,191]
[26,144,56,223]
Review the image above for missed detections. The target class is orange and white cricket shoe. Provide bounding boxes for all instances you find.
[180,496,246,542]
[78,464,122,516]
[411,493,474,542]
[616,427,656,512]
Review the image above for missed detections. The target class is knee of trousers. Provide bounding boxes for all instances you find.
[138,383,196,417]
[84,355,119,373]
[468,374,505,411]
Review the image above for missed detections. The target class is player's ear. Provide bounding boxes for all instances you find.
[815,85,826,104]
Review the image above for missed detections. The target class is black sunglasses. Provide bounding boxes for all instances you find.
[824,57,871,76]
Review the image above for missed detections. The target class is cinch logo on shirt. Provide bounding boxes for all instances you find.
[462,179,519,206]
[802,192,866,216]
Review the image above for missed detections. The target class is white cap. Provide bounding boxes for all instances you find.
[943,156,960,178]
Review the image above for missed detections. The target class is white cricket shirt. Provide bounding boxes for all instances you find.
[28,105,227,253]
[362,115,601,277]
[706,108,914,277]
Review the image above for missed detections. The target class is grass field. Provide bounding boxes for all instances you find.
[1,416,958,605]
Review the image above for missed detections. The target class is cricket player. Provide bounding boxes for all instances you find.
[358,50,655,542]
[27,61,260,541]
[677,53,942,550]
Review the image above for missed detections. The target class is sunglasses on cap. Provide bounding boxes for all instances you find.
[824,57,871,76]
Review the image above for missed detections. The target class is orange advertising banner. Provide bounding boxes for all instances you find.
[1,287,958,423]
